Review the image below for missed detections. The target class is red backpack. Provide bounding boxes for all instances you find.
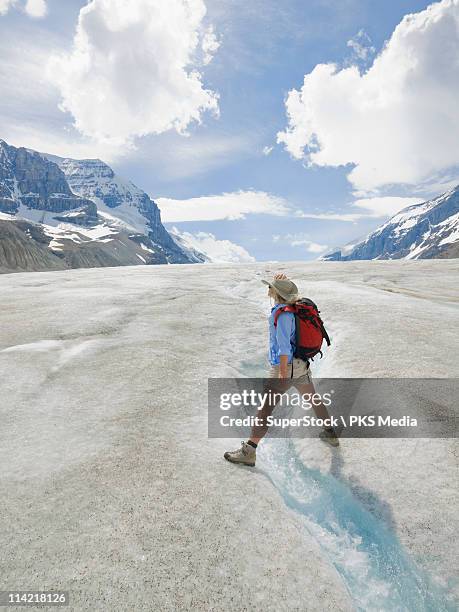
[273,298,331,362]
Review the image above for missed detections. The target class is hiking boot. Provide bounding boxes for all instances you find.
[319,428,340,447]
[224,441,256,466]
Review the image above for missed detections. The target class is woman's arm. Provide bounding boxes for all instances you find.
[276,312,294,378]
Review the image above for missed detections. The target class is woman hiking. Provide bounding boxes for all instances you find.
[224,273,339,467]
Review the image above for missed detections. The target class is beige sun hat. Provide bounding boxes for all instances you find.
[261,278,299,303]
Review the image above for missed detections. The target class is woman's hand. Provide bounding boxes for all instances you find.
[279,354,290,378]
[274,273,288,280]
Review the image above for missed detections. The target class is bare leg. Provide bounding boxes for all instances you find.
[296,380,333,422]
[296,379,340,446]
[249,379,292,444]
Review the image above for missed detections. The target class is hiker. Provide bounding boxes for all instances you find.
[224,273,339,466]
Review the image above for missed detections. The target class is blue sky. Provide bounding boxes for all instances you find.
[1,0,458,261]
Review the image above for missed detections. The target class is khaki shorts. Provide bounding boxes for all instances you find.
[268,357,312,384]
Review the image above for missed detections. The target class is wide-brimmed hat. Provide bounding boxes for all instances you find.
[262,278,299,303]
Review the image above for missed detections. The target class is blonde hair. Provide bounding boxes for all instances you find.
[269,287,298,305]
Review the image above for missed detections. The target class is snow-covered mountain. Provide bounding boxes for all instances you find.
[0,139,202,272]
[0,139,95,215]
[55,156,190,262]
[323,186,459,261]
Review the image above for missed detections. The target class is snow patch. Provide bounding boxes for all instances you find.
[40,220,119,251]
[1,340,63,353]
[95,200,149,234]
[438,212,459,246]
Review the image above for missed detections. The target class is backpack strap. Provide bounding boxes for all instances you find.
[319,321,331,346]
[273,305,296,327]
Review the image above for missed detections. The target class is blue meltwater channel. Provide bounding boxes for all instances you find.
[256,439,456,611]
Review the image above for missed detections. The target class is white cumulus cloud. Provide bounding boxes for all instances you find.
[0,0,16,15]
[170,228,255,263]
[0,0,46,16]
[278,0,459,191]
[48,0,219,147]
[295,211,363,222]
[346,29,375,63]
[24,0,46,17]
[273,233,328,253]
[294,196,424,222]
[351,196,424,217]
[157,190,292,222]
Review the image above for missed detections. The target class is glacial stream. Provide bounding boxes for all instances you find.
[257,439,455,611]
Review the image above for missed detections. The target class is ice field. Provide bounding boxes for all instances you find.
[0,260,458,611]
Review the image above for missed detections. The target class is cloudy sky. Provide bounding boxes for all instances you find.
[1,0,458,261]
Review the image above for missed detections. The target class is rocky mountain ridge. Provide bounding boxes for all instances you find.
[323,186,459,261]
[0,139,205,272]
[56,156,189,260]
[0,139,94,214]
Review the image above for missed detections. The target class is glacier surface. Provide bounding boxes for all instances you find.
[0,260,457,610]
